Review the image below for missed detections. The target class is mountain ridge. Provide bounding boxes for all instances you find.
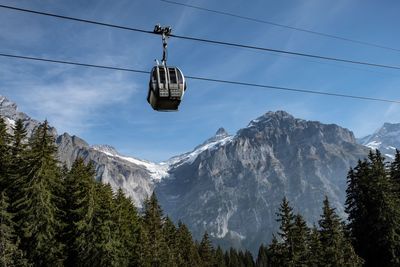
[2,94,399,254]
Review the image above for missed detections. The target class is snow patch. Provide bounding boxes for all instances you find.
[365,140,382,150]
[385,154,395,160]
[5,117,16,127]
[92,146,169,181]
[166,136,234,167]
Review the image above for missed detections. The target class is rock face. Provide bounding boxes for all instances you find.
[156,111,368,253]
[358,122,400,159]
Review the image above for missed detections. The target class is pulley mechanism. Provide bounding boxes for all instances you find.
[147,24,187,111]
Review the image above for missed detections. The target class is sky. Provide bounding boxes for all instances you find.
[0,0,399,162]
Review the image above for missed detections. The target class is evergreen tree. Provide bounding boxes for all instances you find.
[307,226,322,267]
[242,250,255,267]
[0,191,27,267]
[142,192,169,266]
[291,214,309,266]
[346,150,400,266]
[114,188,141,266]
[162,216,178,266]
[227,248,240,267]
[175,221,201,266]
[255,244,268,267]
[62,158,97,267]
[0,117,11,191]
[319,197,362,267]
[276,197,295,265]
[214,246,226,267]
[10,119,27,158]
[136,221,152,267]
[267,235,284,267]
[390,149,400,193]
[89,183,121,266]
[198,231,214,266]
[6,119,28,206]
[13,121,64,266]
[224,251,230,267]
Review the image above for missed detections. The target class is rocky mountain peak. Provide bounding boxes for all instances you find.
[0,95,57,137]
[379,123,400,135]
[358,122,400,159]
[246,110,297,129]
[215,127,229,138]
[0,96,20,119]
[240,110,356,146]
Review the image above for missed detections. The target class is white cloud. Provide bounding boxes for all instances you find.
[10,69,139,135]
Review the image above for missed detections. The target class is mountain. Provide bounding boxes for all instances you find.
[357,122,400,159]
[3,95,394,254]
[0,96,56,136]
[0,96,167,207]
[156,111,368,253]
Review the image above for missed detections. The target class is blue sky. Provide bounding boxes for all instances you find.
[0,0,399,162]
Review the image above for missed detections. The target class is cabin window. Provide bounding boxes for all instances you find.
[169,68,177,83]
[159,67,166,83]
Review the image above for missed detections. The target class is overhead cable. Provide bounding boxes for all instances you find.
[160,0,400,53]
[1,4,400,71]
[1,52,399,104]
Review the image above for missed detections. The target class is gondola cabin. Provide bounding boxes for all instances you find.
[147,65,186,111]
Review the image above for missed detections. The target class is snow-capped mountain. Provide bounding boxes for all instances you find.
[4,95,398,254]
[156,111,368,253]
[358,122,400,159]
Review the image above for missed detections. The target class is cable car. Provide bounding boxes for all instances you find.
[147,24,187,111]
[147,65,186,111]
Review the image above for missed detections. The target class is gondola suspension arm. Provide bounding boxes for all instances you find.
[153,24,172,66]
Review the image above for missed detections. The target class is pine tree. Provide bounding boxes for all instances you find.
[214,246,226,267]
[242,250,255,267]
[319,196,362,267]
[255,244,268,267]
[227,248,240,267]
[291,214,310,266]
[114,188,141,266]
[142,192,169,266]
[136,221,152,267]
[89,183,120,266]
[267,235,284,267]
[307,226,322,267]
[13,121,64,266]
[390,149,400,193]
[198,231,214,266]
[0,117,11,191]
[346,150,400,266]
[0,191,27,267]
[162,216,178,266]
[175,221,201,266]
[276,197,295,266]
[10,119,27,158]
[62,158,97,267]
[6,119,28,205]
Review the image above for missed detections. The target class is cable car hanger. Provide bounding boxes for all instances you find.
[153,24,171,66]
[147,24,187,111]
